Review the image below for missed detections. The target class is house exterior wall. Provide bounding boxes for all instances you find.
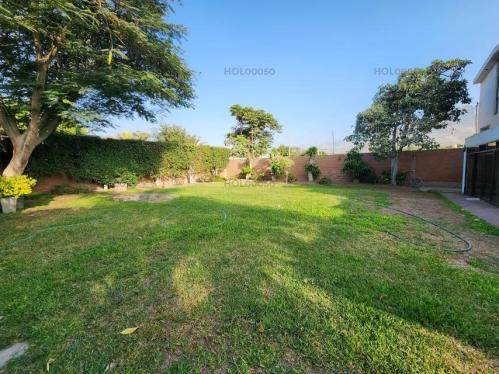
[478,61,499,131]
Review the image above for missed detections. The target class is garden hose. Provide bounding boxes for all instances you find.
[381,206,472,253]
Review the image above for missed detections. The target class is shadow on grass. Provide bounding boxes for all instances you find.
[0,186,497,372]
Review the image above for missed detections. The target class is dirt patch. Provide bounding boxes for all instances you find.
[112,193,177,203]
[381,189,499,274]
[388,190,465,224]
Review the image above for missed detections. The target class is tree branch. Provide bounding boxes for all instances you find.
[30,32,61,133]
[38,111,61,144]
[0,99,21,146]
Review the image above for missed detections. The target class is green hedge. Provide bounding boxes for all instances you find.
[20,134,230,184]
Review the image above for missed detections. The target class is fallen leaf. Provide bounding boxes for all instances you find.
[105,362,116,372]
[120,326,139,335]
[46,358,55,372]
[257,321,265,333]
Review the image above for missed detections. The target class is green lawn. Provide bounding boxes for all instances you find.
[0,184,497,373]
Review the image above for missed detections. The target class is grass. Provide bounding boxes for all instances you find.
[0,184,497,373]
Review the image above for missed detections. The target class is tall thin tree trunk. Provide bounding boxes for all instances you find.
[390,153,399,186]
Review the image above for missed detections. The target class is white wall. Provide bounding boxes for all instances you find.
[478,61,499,131]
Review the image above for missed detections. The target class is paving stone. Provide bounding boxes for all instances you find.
[0,343,29,368]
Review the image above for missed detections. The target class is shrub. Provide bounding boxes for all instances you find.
[318,176,333,185]
[342,150,377,183]
[214,175,226,182]
[270,157,294,179]
[0,175,37,198]
[114,169,138,187]
[286,173,297,183]
[305,163,321,180]
[381,170,409,185]
[257,170,272,181]
[240,166,254,179]
[19,134,230,183]
[50,183,92,195]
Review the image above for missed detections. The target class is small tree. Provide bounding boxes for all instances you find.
[270,156,294,180]
[225,105,282,165]
[347,59,471,185]
[271,145,301,157]
[303,146,319,182]
[118,131,150,141]
[303,146,318,160]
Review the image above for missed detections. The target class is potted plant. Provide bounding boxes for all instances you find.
[303,146,318,182]
[0,175,37,213]
[113,169,138,191]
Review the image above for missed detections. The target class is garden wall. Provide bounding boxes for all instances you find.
[222,148,464,184]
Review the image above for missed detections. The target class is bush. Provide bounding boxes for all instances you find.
[305,163,321,180]
[0,175,37,198]
[270,157,294,179]
[214,175,226,182]
[286,173,297,183]
[114,169,138,187]
[240,166,254,179]
[19,134,230,184]
[381,170,409,185]
[318,176,332,185]
[342,150,377,183]
[50,183,92,195]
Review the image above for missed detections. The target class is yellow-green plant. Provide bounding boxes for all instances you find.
[0,175,37,198]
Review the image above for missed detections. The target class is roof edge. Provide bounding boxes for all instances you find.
[474,44,499,84]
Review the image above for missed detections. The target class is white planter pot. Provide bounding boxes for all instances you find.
[114,183,128,191]
[1,197,17,214]
[308,172,314,182]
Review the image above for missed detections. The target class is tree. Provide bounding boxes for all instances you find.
[0,1,193,176]
[270,156,294,180]
[117,131,150,141]
[271,145,301,157]
[303,146,319,182]
[347,59,471,185]
[225,105,282,164]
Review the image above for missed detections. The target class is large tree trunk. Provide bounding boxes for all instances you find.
[390,153,399,186]
[0,34,61,177]
[2,136,36,177]
[1,115,60,177]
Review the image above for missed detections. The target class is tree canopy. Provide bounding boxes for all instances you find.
[225,105,282,161]
[0,0,193,176]
[271,145,301,157]
[347,59,471,184]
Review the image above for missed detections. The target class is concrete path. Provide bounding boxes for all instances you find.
[0,343,29,368]
[442,193,499,228]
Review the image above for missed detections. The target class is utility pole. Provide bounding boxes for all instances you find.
[331,129,335,155]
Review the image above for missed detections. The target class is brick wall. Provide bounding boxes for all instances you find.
[222,148,464,183]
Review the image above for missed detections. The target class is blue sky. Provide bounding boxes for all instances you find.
[104,0,499,149]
